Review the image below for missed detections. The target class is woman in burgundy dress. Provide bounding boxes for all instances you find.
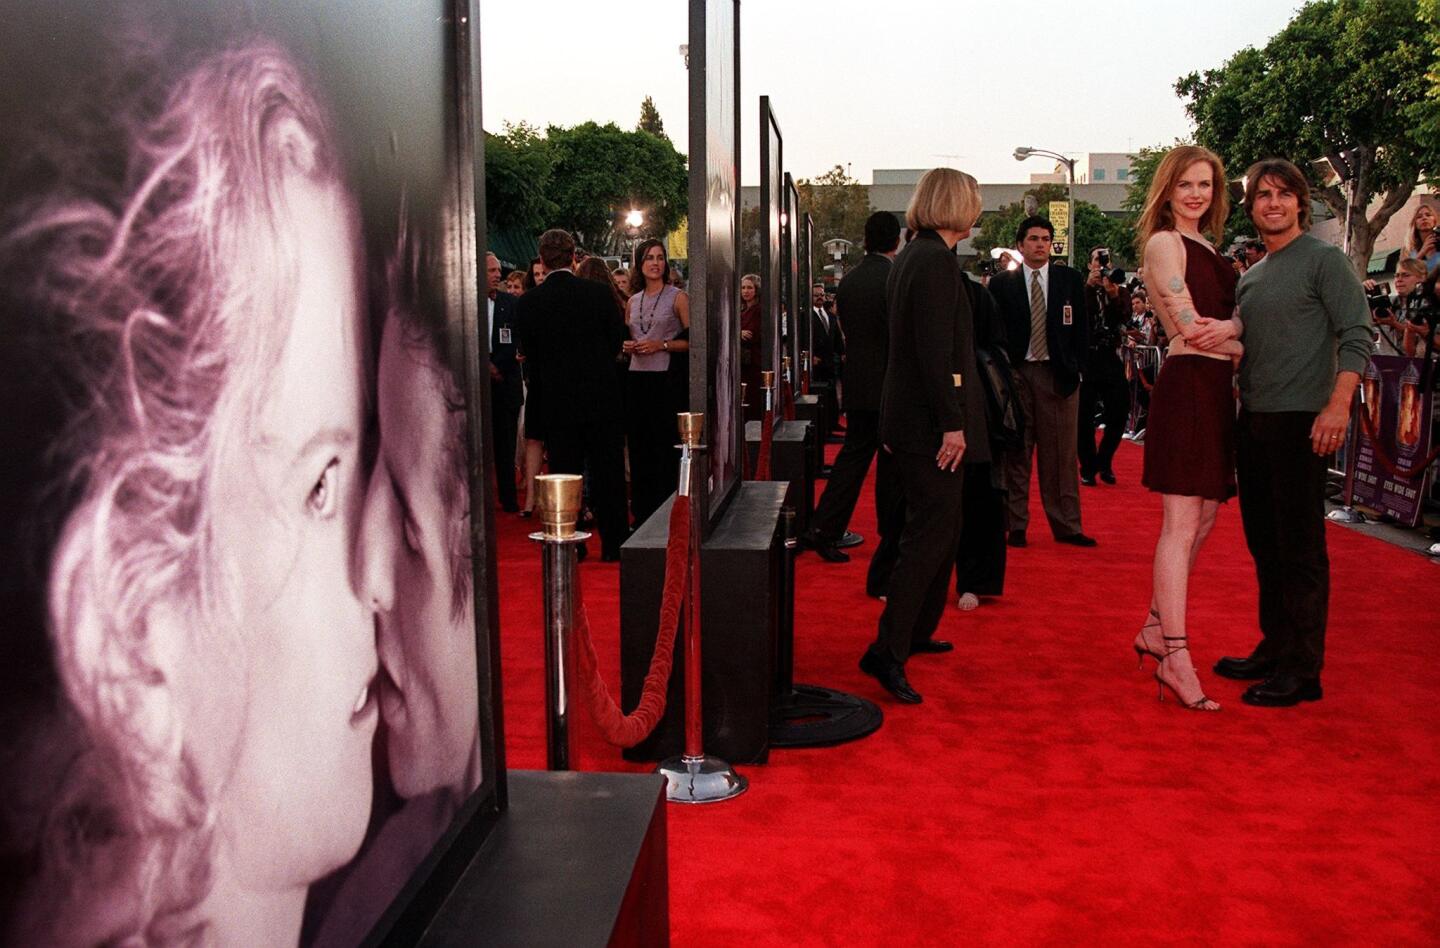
[1133,146,1245,711]
[740,273,763,420]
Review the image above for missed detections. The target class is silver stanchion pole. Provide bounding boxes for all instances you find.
[657,412,747,804]
[762,369,775,414]
[529,473,590,770]
[1327,390,1367,523]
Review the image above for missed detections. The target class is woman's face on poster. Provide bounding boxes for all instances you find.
[741,278,757,303]
[359,315,479,800]
[200,177,378,885]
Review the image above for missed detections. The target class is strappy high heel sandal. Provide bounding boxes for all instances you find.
[1133,608,1165,668]
[1154,634,1220,711]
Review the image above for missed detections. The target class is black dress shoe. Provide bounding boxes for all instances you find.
[1099,470,1116,485]
[801,530,850,563]
[1212,654,1277,681]
[601,548,622,563]
[1006,529,1027,548]
[858,651,922,704]
[501,501,520,513]
[1241,674,1322,707]
[1080,474,1097,487]
[910,640,954,654]
[1055,532,1098,547]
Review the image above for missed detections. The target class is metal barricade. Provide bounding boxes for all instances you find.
[1122,344,1163,440]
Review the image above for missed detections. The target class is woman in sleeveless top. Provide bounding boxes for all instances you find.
[1132,146,1245,712]
[624,238,690,526]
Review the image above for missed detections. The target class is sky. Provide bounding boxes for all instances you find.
[479,0,1305,186]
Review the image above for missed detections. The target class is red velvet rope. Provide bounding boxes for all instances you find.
[756,409,775,481]
[572,494,690,748]
[1355,403,1440,480]
[781,379,796,420]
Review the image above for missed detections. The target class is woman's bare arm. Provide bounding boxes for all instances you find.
[1145,231,1242,356]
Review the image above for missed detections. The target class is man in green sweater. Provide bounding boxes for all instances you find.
[1194,158,1372,707]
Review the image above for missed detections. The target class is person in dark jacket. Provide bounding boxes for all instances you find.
[803,211,901,561]
[486,252,523,512]
[858,169,983,706]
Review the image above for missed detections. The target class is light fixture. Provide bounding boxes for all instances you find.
[625,208,644,229]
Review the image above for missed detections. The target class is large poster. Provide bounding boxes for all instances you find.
[760,98,785,397]
[687,0,742,525]
[784,173,802,386]
[1351,355,1435,526]
[0,1,499,943]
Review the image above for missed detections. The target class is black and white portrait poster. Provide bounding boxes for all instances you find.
[0,1,498,943]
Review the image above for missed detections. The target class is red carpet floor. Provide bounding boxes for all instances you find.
[493,441,1439,945]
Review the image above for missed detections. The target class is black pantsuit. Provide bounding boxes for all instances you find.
[626,371,681,527]
[866,446,903,598]
[874,451,965,663]
[810,408,879,542]
[954,461,1006,597]
[1236,410,1330,678]
[547,421,628,551]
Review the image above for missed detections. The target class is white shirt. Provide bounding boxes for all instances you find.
[1022,261,1050,362]
[487,295,496,345]
[813,306,830,334]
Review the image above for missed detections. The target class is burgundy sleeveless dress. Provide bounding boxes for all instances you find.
[1142,235,1239,501]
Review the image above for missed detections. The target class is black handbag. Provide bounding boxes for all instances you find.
[976,343,1024,453]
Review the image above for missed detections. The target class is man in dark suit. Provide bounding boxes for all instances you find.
[486,252,523,512]
[987,216,1096,547]
[802,212,900,562]
[1078,256,1132,486]
[808,282,844,386]
[514,229,629,559]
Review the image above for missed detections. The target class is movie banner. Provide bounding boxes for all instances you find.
[1351,355,1434,526]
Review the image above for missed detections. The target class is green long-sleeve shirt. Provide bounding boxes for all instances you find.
[1235,233,1372,413]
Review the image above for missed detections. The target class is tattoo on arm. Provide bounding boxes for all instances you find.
[1179,308,1197,325]
[1168,276,1184,294]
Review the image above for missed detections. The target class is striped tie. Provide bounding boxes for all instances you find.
[1029,270,1049,361]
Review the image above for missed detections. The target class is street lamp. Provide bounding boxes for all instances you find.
[623,207,644,266]
[1014,145,1076,268]
[822,237,852,281]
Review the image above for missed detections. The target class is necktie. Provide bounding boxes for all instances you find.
[1029,270,1049,361]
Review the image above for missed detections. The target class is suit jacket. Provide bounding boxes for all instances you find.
[878,230,974,453]
[988,262,1089,396]
[960,277,1006,465]
[808,306,844,384]
[513,271,626,432]
[834,253,890,411]
[489,290,523,410]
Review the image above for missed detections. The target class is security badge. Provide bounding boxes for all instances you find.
[498,326,513,345]
[1062,304,1073,326]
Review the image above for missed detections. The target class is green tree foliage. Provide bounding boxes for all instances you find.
[484,121,556,234]
[796,165,873,281]
[1176,0,1436,273]
[637,96,667,140]
[972,183,1137,269]
[545,121,688,250]
[1413,0,1440,174]
[739,203,763,277]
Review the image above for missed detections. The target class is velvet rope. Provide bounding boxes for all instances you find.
[756,409,775,481]
[1355,402,1440,480]
[781,378,796,420]
[572,494,690,748]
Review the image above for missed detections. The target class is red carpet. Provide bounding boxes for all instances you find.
[493,441,1439,945]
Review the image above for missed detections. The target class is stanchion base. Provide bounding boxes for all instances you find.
[769,684,883,748]
[1326,507,1367,524]
[656,755,747,804]
[836,531,864,549]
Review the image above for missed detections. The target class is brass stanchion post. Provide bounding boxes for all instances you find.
[529,474,590,770]
[657,412,747,803]
[762,369,775,414]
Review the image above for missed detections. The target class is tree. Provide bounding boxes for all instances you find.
[484,121,556,234]
[637,96,667,141]
[1177,0,1436,274]
[796,165,873,281]
[544,121,688,251]
[971,183,1137,268]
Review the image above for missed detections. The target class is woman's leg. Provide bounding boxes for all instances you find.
[1149,493,1219,709]
[521,438,545,513]
[1138,497,1220,653]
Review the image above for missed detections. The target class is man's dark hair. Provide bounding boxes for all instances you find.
[538,228,577,270]
[863,211,901,253]
[1243,158,1312,231]
[1015,215,1054,245]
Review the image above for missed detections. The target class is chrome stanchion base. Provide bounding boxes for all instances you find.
[656,754,747,804]
[836,531,864,549]
[1326,507,1367,524]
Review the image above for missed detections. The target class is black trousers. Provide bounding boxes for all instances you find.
[491,380,522,509]
[547,419,627,556]
[954,461,1007,597]
[1078,352,1129,477]
[810,409,879,541]
[1236,410,1330,678]
[625,371,682,528]
[866,446,903,598]
[868,450,965,665]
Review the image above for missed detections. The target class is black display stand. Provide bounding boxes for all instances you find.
[792,393,827,476]
[744,419,815,532]
[619,481,787,764]
[416,771,668,947]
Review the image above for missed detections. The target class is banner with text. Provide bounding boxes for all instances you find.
[1351,355,1433,526]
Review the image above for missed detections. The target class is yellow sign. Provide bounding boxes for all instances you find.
[1048,200,1069,257]
[666,217,688,261]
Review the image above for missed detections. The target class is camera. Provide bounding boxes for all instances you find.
[979,259,996,277]
[1095,248,1110,268]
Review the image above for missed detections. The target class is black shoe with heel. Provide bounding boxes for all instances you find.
[1154,634,1220,711]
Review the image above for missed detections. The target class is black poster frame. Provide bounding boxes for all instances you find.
[799,212,814,375]
[784,173,801,384]
[759,96,784,394]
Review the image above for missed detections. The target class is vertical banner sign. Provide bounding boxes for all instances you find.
[1048,200,1069,258]
[687,0,742,526]
[1350,355,1434,526]
[760,97,784,399]
[799,213,814,372]
[784,173,801,382]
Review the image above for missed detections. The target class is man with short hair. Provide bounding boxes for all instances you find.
[809,281,844,387]
[515,229,629,559]
[987,216,1095,547]
[1078,253,1132,485]
[1242,239,1267,270]
[1206,159,1372,706]
[486,252,523,512]
[803,211,900,562]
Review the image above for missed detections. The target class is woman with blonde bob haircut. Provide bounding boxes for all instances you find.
[1130,144,1244,711]
[858,167,983,706]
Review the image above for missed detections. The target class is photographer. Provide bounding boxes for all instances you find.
[1079,248,1132,485]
